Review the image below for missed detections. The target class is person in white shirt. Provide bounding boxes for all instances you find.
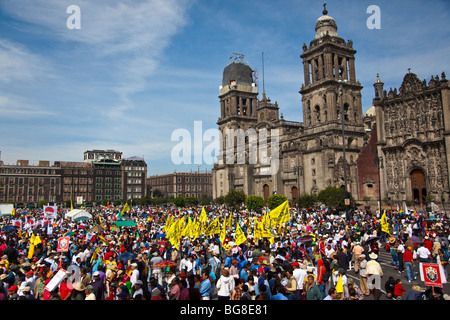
[132,280,144,299]
[185,255,196,276]
[325,244,335,258]
[129,263,140,287]
[292,262,307,292]
[179,253,189,274]
[397,243,405,273]
[417,242,431,263]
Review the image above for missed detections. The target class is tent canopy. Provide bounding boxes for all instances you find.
[113,220,136,227]
[65,209,92,221]
[0,204,15,216]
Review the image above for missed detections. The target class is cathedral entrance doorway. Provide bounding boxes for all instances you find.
[291,186,298,201]
[263,184,270,200]
[410,169,427,205]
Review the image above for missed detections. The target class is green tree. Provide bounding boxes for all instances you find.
[298,192,317,209]
[173,196,185,208]
[185,196,199,207]
[37,200,49,208]
[317,187,353,210]
[200,195,212,206]
[245,195,265,211]
[214,196,225,205]
[267,194,288,210]
[224,190,246,209]
[152,189,164,198]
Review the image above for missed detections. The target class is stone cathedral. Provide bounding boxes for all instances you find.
[212,8,450,209]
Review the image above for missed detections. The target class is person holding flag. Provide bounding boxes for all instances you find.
[380,210,390,243]
[116,202,130,221]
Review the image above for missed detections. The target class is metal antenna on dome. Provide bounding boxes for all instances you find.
[323,2,328,15]
[262,51,265,96]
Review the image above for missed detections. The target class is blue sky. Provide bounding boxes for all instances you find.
[0,0,449,176]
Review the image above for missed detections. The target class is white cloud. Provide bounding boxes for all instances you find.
[1,0,193,119]
[0,39,53,83]
[0,94,56,118]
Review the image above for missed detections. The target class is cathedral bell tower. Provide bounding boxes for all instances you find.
[213,59,258,198]
[299,5,365,198]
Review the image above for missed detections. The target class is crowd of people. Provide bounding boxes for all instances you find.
[0,202,449,301]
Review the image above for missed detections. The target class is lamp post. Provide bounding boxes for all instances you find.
[293,165,303,207]
[374,155,384,213]
[339,79,349,206]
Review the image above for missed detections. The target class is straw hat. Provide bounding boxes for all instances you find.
[73,282,86,291]
[369,253,378,260]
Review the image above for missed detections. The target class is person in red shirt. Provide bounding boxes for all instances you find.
[424,236,433,254]
[393,279,406,300]
[403,247,415,283]
[59,273,73,300]
[316,259,327,298]
[319,239,326,258]
[104,248,114,261]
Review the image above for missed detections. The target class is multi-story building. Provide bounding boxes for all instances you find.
[55,161,94,205]
[91,158,123,203]
[0,160,61,206]
[147,172,212,199]
[121,156,147,201]
[0,150,148,207]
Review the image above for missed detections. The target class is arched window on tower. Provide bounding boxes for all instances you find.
[314,105,321,123]
[344,103,349,122]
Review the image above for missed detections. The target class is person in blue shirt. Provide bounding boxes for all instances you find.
[240,263,251,282]
[199,270,212,300]
[271,285,288,300]
[254,276,272,300]
[224,251,233,269]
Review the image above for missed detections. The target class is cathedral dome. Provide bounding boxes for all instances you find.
[222,61,254,87]
[364,105,376,118]
[315,5,338,39]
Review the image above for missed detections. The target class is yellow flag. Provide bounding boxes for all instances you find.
[182,217,193,237]
[98,235,110,246]
[253,217,262,241]
[90,247,100,263]
[227,211,233,229]
[336,275,344,293]
[28,234,36,259]
[205,217,220,237]
[268,200,290,226]
[99,216,105,229]
[71,200,74,211]
[220,218,227,245]
[199,207,208,223]
[167,216,185,251]
[257,217,276,240]
[123,202,130,213]
[33,235,41,246]
[262,212,269,228]
[381,210,390,235]
[234,223,247,246]
[164,215,173,233]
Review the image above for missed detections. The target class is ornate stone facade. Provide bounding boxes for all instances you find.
[373,71,450,206]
